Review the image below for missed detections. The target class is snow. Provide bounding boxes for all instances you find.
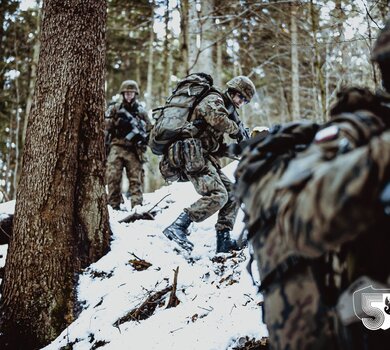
[0,162,268,350]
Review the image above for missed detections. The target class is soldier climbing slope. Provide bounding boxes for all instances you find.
[105,80,152,210]
[234,20,390,350]
[150,73,255,254]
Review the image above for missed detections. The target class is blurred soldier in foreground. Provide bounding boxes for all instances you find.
[235,21,390,350]
[105,80,152,210]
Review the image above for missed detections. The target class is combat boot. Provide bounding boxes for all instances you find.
[216,229,240,254]
[163,212,194,251]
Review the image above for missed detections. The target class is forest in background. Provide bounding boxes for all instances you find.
[1,0,388,201]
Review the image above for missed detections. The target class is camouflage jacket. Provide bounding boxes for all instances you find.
[189,90,239,158]
[235,87,390,284]
[105,99,152,150]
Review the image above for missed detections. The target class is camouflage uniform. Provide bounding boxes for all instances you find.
[105,82,151,209]
[234,20,390,349]
[183,91,240,231]
[235,79,390,347]
[162,75,256,253]
[275,90,390,350]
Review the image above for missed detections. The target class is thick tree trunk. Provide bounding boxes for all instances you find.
[179,0,189,76]
[0,0,110,348]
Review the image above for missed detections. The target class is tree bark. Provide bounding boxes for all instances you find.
[290,3,300,120]
[0,0,110,348]
[146,10,154,111]
[23,1,41,143]
[310,0,326,121]
[179,0,189,76]
[162,0,172,98]
[188,0,215,74]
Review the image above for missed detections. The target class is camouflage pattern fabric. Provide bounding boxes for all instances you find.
[106,145,144,208]
[262,266,342,350]
[235,88,390,350]
[226,75,256,101]
[105,99,152,149]
[278,129,390,256]
[189,92,239,156]
[276,129,390,350]
[105,98,151,208]
[174,91,241,230]
[184,159,237,232]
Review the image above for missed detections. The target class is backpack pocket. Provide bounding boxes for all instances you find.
[159,155,181,182]
[182,138,205,174]
[167,140,184,168]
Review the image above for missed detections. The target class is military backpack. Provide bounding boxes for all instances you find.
[149,72,214,155]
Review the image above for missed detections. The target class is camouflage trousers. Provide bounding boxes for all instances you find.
[184,159,238,231]
[106,144,144,208]
[260,265,342,350]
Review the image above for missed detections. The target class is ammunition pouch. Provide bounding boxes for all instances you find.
[166,138,205,175]
[159,156,181,182]
[182,138,205,174]
[167,140,184,168]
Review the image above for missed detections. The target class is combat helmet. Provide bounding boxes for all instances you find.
[372,20,390,63]
[119,80,140,95]
[226,76,256,102]
[372,19,390,92]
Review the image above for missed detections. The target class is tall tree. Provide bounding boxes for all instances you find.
[290,2,300,120]
[188,0,215,74]
[179,0,190,76]
[0,0,110,348]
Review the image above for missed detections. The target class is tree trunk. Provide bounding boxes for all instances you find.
[188,0,214,74]
[0,0,110,348]
[179,0,189,76]
[23,1,41,142]
[13,37,21,199]
[215,21,222,87]
[310,0,326,121]
[290,3,300,120]
[146,10,154,111]
[162,0,172,98]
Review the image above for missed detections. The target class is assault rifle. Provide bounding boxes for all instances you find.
[225,105,263,158]
[227,105,250,142]
[116,108,148,145]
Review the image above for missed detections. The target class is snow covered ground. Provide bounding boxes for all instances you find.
[0,162,268,350]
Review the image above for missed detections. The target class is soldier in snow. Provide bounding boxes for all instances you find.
[161,74,256,254]
[234,21,390,350]
[105,80,152,210]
